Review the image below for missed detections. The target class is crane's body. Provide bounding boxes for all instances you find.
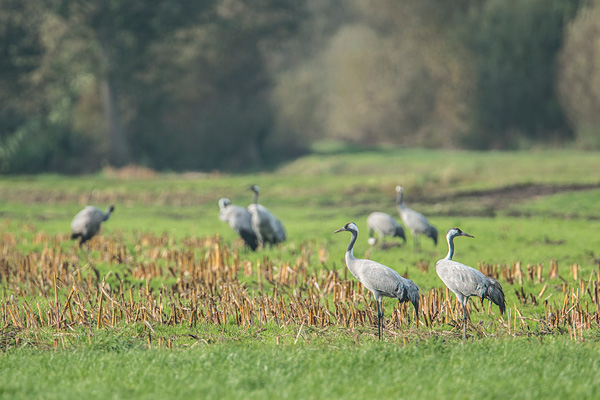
[70,205,114,247]
[335,222,419,340]
[366,212,406,246]
[436,227,505,339]
[218,198,258,251]
[395,186,437,250]
[248,185,286,248]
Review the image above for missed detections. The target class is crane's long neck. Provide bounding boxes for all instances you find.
[346,230,358,259]
[253,191,259,205]
[103,208,113,221]
[396,191,406,210]
[445,235,455,260]
[344,230,361,278]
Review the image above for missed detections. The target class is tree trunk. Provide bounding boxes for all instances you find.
[99,40,129,167]
[100,76,129,167]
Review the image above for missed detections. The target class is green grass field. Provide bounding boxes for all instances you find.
[1,148,600,399]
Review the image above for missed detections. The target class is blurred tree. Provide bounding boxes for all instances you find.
[461,0,580,149]
[272,0,473,149]
[130,0,308,170]
[55,0,216,167]
[0,0,45,171]
[557,0,600,149]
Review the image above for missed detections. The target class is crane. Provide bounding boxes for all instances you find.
[70,205,115,247]
[218,198,258,251]
[247,185,286,249]
[436,227,506,339]
[334,222,419,340]
[395,186,437,250]
[366,212,406,247]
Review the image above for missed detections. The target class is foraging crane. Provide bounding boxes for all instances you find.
[366,212,406,247]
[70,205,115,247]
[395,186,437,250]
[247,185,286,248]
[436,227,506,339]
[218,198,259,251]
[334,222,419,340]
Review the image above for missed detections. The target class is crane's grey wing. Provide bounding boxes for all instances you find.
[71,206,102,236]
[358,260,418,297]
[249,203,284,244]
[274,218,286,242]
[399,208,431,234]
[436,259,487,297]
[248,204,274,243]
[367,212,398,237]
[358,260,419,311]
[221,205,252,231]
[224,205,258,250]
[71,210,90,234]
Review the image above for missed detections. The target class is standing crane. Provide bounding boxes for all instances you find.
[334,222,419,340]
[436,227,506,339]
[70,205,115,247]
[247,185,286,249]
[218,198,258,251]
[366,212,406,247]
[395,186,437,250]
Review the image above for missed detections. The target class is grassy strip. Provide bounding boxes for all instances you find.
[1,335,599,399]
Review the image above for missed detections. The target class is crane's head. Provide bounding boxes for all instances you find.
[248,185,260,194]
[108,205,115,213]
[334,222,359,234]
[395,185,404,193]
[218,198,231,210]
[447,227,474,240]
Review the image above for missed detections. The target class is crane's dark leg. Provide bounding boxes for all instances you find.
[461,300,468,340]
[376,299,383,341]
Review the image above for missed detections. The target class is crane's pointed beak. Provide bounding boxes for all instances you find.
[462,232,474,238]
[334,227,345,234]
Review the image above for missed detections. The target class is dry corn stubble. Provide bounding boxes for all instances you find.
[0,231,599,348]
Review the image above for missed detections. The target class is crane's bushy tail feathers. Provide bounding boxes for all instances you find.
[394,227,406,242]
[428,226,438,246]
[71,233,80,240]
[482,277,506,314]
[398,281,420,317]
[239,229,259,251]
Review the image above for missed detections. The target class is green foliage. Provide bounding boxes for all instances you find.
[0,0,597,173]
[557,0,600,149]
[460,0,580,148]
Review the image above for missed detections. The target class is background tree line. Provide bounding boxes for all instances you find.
[1,0,599,173]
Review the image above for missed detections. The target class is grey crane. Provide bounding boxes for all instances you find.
[334,222,419,340]
[436,227,506,339]
[247,185,286,249]
[218,198,259,251]
[366,212,406,247]
[395,186,437,250]
[70,205,115,247]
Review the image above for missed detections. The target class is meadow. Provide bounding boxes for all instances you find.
[1,147,600,399]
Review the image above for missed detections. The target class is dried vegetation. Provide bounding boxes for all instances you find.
[1,231,599,350]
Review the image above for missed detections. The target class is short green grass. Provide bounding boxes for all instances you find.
[2,148,600,399]
[2,336,600,400]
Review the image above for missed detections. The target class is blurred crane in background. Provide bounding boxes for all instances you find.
[248,185,286,249]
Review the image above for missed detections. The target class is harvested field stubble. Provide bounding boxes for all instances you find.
[1,230,599,349]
